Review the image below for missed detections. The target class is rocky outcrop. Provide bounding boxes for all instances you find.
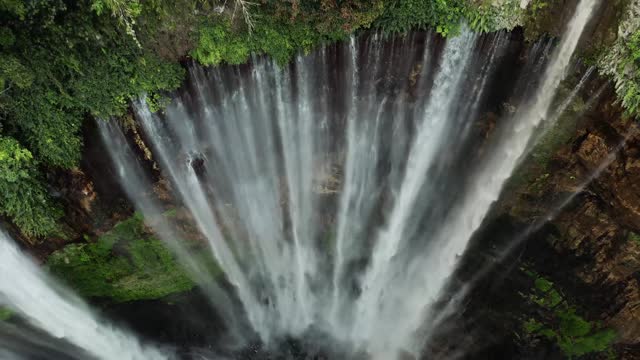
[498,81,640,348]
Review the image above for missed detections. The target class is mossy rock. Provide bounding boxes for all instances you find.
[0,307,13,321]
[520,270,617,358]
[47,213,210,303]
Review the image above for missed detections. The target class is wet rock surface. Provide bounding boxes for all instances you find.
[490,81,640,355]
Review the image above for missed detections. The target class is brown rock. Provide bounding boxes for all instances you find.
[67,168,98,215]
[153,178,174,202]
[577,133,610,170]
[608,279,640,344]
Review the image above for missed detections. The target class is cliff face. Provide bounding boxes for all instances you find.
[491,80,640,355]
[473,1,640,353]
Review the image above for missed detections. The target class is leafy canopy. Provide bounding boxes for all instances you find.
[0,0,184,236]
[0,136,61,237]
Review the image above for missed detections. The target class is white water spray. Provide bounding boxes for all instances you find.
[95,1,599,357]
[0,230,167,360]
[378,0,599,353]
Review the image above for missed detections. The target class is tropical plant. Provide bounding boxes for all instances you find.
[0,136,61,237]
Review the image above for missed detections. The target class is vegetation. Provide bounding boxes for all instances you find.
[191,0,532,66]
[0,136,61,237]
[0,0,183,236]
[0,306,13,321]
[521,271,617,358]
[1,0,183,167]
[599,0,640,120]
[373,0,467,35]
[372,0,524,35]
[615,29,640,118]
[47,213,198,302]
[192,0,386,65]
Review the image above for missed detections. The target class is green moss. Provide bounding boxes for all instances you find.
[558,328,617,358]
[523,318,544,334]
[521,0,553,40]
[0,307,13,321]
[534,277,554,292]
[628,231,640,245]
[162,208,178,218]
[47,213,203,303]
[559,309,592,338]
[521,271,617,358]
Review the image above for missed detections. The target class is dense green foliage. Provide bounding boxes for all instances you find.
[522,271,616,358]
[0,136,61,237]
[47,213,198,302]
[192,0,385,65]
[0,0,183,236]
[599,1,640,120]
[375,0,467,35]
[191,0,521,66]
[619,30,640,117]
[1,0,183,167]
[371,0,522,35]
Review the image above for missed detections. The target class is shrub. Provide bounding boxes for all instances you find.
[598,1,640,120]
[192,19,252,65]
[0,136,61,237]
[192,0,385,66]
[374,0,467,36]
[0,1,183,234]
[1,1,184,168]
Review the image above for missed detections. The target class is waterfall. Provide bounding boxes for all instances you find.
[359,0,600,355]
[0,230,167,360]
[94,1,598,358]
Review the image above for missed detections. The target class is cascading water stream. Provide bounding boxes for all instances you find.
[95,1,599,358]
[360,0,600,355]
[0,230,167,360]
[95,119,248,345]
